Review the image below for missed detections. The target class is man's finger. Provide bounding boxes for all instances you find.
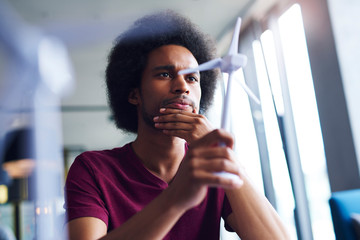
[159,108,195,115]
[190,169,243,189]
[189,157,240,176]
[191,129,234,149]
[154,114,194,124]
[155,122,193,130]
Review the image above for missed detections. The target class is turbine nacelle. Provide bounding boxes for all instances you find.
[221,54,247,73]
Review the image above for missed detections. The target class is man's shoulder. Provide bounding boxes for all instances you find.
[74,142,134,166]
[67,142,137,179]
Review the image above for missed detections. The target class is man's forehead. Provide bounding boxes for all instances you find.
[149,45,195,59]
[147,45,199,69]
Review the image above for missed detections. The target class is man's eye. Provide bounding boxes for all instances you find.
[187,76,199,82]
[158,72,171,78]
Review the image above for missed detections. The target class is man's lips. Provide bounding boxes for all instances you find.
[165,102,192,110]
[162,97,195,111]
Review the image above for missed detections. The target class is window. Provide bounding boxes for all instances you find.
[252,4,334,239]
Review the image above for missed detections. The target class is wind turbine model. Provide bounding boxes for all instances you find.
[179,18,260,182]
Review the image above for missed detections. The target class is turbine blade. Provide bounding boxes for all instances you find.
[178,58,222,75]
[228,18,242,55]
[238,80,261,104]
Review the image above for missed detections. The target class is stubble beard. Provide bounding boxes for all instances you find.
[141,103,158,130]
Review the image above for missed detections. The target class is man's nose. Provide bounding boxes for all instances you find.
[171,75,189,94]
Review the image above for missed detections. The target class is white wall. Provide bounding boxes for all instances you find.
[327,0,360,170]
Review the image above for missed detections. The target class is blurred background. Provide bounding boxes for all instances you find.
[0,0,359,239]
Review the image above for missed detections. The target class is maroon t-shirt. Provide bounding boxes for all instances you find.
[65,143,233,239]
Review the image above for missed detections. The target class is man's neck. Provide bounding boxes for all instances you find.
[132,126,186,183]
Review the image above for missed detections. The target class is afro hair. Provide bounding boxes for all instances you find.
[105,10,219,133]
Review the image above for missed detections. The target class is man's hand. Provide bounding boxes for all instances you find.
[166,129,243,211]
[153,108,213,144]
[2,159,35,179]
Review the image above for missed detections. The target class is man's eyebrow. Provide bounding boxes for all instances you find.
[152,65,200,75]
[152,65,175,71]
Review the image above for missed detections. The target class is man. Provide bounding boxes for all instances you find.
[65,10,289,240]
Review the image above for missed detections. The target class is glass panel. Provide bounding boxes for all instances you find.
[253,38,297,239]
[228,70,264,191]
[278,4,334,239]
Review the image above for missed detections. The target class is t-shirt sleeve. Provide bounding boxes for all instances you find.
[64,154,109,226]
[222,194,235,232]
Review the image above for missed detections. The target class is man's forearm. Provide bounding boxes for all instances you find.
[225,174,290,240]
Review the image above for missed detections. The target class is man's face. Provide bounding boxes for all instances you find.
[131,44,201,129]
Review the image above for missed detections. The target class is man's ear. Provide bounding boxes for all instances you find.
[128,88,140,105]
